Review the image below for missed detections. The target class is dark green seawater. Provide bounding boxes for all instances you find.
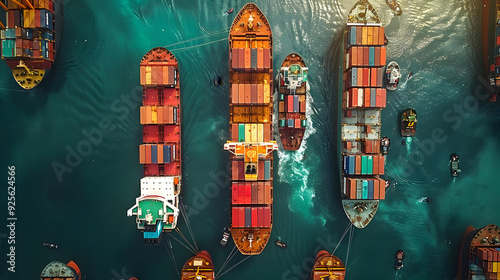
[0,0,499,279]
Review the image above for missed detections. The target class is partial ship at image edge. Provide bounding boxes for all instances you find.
[41,260,81,280]
[127,47,182,244]
[277,53,308,150]
[310,250,346,280]
[225,2,277,255]
[1,0,59,89]
[339,0,388,229]
[482,0,500,102]
[181,250,215,280]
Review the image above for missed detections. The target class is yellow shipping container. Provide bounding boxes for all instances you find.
[257,124,263,142]
[245,124,252,142]
[145,66,152,85]
[151,106,157,124]
[362,27,368,45]
[24,10,30,28]
[263,83,270,104]
[29,9,35,28]
[367,27,373,45]
[493,262,498,273]
[251,124,257,142]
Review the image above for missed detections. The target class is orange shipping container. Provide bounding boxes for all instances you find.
[232,48,239,68]
[232,83,239,103]
[362,27,368,45]
[257,182,264,204]
[168,106,174,124]
[251,84,257,104]
[139,145,146,164]
[145,145,152,164]
[379,179,386,199]
[373,179,380,199]
[380,46,386,66]
[232,161,239,180]
[295,119,300,128]
[257,84,264,104]
[364,88,370,107]
[263,124,271,142]
[244,84,251,104]
[232,124,239,141]
[373,27,379,45]
[300,101,306,112]
[239,84,245,104]
[379,155,385,174]
[355,155,361,174]
[158,145,164,164]
[357,47,363,68]
[279,101,284,112]
[378,27,385,46]
[157,66,163,84]
[140,66,146,85]
[264,182,271,204]
[151,66,157,85]
[373,155,379,174]
[157,107,164,124]
[145,106,152,124]
[257,48,264,69]
[358,68,363,88]
[245,48,251,69]
[367,26,373,45]
[140,107,146,124]
[352,47,358,66]
[371,68,377,87]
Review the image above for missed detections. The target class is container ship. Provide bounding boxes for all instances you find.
[457,224,500,280]
[340,0,388,229]
[41,260,81,280]
[0,0,57,89]
[310,250,345,280]
[127,47,181,244]
[482,0,500,101]
[225,2,277,255]
[277,53,308,150]
[181,251,215,280]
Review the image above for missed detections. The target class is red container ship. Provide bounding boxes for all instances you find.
[277,53,308,150]
[482,0,500,102]
[127,47,181,244]
[340,0,388,228]
[181,251,215,280]
[457,224,500,279]
[225,2,277,255]
[310,250,345,280]
[1,0,58,89]
[41,260,81,280]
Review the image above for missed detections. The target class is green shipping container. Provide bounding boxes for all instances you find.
[279,94,284,101]
[361,156,367,175]
[362,180,368,199]
[367,156,373,174]
[301,119,307,127]
[238,124,245,142]
[279,119,286,127]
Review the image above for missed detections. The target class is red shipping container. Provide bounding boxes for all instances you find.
[373,155,379,174]
[239,84,245,104]
[257,182,264,204]
[366,125,371,133]
[145,145,152,164]
[232,48,238,68]
[258,161,265,180]
[356,26,362,45]
[287,95,293,112]
[379,155,385,174]
[245,183,252,204]
[15,39,22,48]
[264,207,271,227]
[379,179,386,199]
[251,84,257,104]
[300,100,306,112]
[371,68,377,87]
[364,88,370,107]
[237,48,244,68]
[232,83,239,103]
[239,207,245,227]
[497,36,500,46]
[377,68,384,87]
[363,47,369,66]
[373,26,379,45]
[263,124,270,142]
[496,56,500,66]
[232,207,239,227]
[257,48,264,69]
[352,88,358,107]
[488,250,493,261]
[157,66,163,85]
[379,27,385,46]
[244,84,251,104]
[257,207,264,227]
[232,183,239,204]
[294,119,300,128]
[232,160,239,180]
[263,48,270,69]
[357,47,363,67]
[257,84,264,104]
[251,182,258,204]
[363,68,369,87]
[251,208,258,227]
[231,124,238,141]
[8,10,15,28]
[244,48,251,69]
[33,50,40,58]
[238,161,245,180]
[381,46,386,66]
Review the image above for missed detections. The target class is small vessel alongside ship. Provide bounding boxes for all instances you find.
[277,53,308,150]
[381,136,390,155]
[394,250,404,270]
[481,0,500,102]
[181,251,215,280]
[128,47,181,244]
[457,224,500,280]
[310,250,346,280]
[450,153,461,177]
[340,0,388,229]
[400,108,417,137]
[0,0,58,89]
[225,3,277,255]
[385,61,401,91]
[41,260,81,280]
[220,227,230,246]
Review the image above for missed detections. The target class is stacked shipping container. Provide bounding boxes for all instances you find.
[472,247,500,279]
[231,83,271,104]
[343,177,386,200]
[1,0,55,61]
[231,48,271,70]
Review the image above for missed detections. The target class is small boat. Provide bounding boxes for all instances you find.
[385,61,401,91]
[43,243,58,249]
[386,0,403,15]
[220,227,230,246]
[419,197,432,203]
[394,250,404,270]
[226,8,234,14]
[275,239,287,248]
[400,108,417,137]
[214,76,223,87]
[381,136,390,155]
[407,71,413,80]
[450,153,461,177]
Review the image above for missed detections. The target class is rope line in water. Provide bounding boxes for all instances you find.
[345,226,354,270]
[215,245,238,278]
[179,200,199,252]
[163,235,181,277]
[331,222,353,255]
[170,38,227,53]
[216,255,252,279]
[170,230,197,255]
[165,28,230,48]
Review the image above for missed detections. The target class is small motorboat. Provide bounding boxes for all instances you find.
[226,8,234,14]
[385,61,401,91]
[386,0,402,15]
[394,250,404,270]
[214,76,223,87]
[407,71,413,81]
[381,136,390,155]
[275,239,287,248]
[419,197,432,203]
[42,243,58,249]
[220,227,230,246]
[450,153,461,177]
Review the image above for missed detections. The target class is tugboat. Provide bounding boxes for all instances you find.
[41,261,81,280]
[400,108,417,137]
[220,227,230,247]
[385,61,401,91]
[181,251,214,280]
[386,0,402,15]
[394,250,404,270]
[450,153,461,177]
[226,8,234,14]
[42,243,58,249]
[214,76,223,87]
[310,250,345,279]
[418,197,432,203]
[381,136,390,155]
[275,239,287,248]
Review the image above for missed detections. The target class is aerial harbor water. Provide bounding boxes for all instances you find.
[0,0,499,279]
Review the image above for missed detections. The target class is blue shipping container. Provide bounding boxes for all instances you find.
[166,145,172,163]
[40,10,47,29]
[288,119,294,127]
[369,47,375,66]
[356,181,362,199]
[5,29,15,39]
[350,26,357,46]
[368,180,374,199]
[245,207,252,227]
[49,11,53,31]
[293,95,299,113]
[344,156,348,174]
[370,88,376,107]
[151,145,158,163]
[264,161,271,180]
[349,156,355,174]
[497,26,500,36]
[496,46,500,56]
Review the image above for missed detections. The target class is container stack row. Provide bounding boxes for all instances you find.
[140,106,179,125]
[231,48,271,70]
[139,144,178,164]
[343,140,381,154]
[231,207,271,228]
[278,118,306,128]
[343,177,386,200]
[231,83,270,104]
[231,182,272,205]
[230,123,271,143]
[343,155,385,175]
[344,87,386,108]
[346,68,385,88]
[231,160,271,181]
[473,247,500,279]
[278,94,306,113]
[346,46,386,68]
[140,65,176,86]
[346,26,385,47]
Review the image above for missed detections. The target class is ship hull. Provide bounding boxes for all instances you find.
[310,250,346,280]
[482,0,500,101]
[181,251,215,280]
[227,3,275,255]
[400,108,416,137]
[277,53,308,150]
